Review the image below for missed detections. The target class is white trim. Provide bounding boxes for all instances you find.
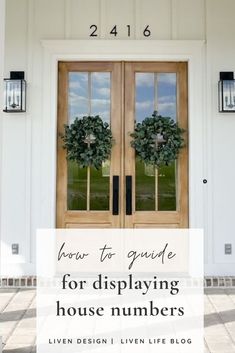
[40,39,206,233]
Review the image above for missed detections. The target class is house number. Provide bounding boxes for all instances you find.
[89,25,151,37]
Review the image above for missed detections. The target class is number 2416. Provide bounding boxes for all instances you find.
[90,25,151,37]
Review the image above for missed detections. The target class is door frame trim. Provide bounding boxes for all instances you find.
[40,39,205,229]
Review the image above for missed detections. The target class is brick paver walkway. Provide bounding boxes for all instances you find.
[0,288,235,352]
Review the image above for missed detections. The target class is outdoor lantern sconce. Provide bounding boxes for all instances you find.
[219,72,235,112]
[3,71,26,112]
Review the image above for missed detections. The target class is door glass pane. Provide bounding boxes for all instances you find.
[158,163,177,211]
[90,162,110,210]
[136,73,155,122]
[157,73,177,121]
[68,72,88,123]
[67,162,87,210]
[90,73,110,210]
[135,73,155,211]
[135,72,177,211]
[136,159,155,211]
[91,72,111,122]
[67,72,111,211]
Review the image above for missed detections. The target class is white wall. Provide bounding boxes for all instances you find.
[1,0,235,276]
[0,0,6,276]
[205,0,235,274]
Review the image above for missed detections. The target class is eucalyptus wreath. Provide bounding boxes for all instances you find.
[130,112,185,167]
[61,115,113,169]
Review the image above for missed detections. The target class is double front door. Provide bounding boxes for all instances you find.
[57,61,188,228]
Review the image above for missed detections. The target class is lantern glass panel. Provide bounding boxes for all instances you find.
[220,80,235,112]
[4,79,26,112]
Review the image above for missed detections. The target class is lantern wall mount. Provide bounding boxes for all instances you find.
[219,71,235,113]
[3,71,26,113]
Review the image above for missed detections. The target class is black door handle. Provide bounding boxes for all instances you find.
[112,175,119,215]
[126,176,132,215]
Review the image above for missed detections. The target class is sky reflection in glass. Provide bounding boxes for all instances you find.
[68,72,110,123]
[135,73,177,122]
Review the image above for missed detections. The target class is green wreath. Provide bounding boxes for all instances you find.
[130,112,185,167]
[61,115,113,169]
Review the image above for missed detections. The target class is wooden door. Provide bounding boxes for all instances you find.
[124,62,188,228]
[57,62,122,228]
[56,61,188,228]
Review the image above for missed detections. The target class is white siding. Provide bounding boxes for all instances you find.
[0,0,6,274]
[175,0,205,39]
[206,0,235,269]
[70,0,101,38]
[2,0,30,271]
[136,0,172,39]
[2,0,235,275]
[103,0,136,39]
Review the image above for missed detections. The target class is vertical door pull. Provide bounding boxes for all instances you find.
[112,175,119,215]
[126,176,132,215]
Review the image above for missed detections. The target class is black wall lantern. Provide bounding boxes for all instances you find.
[219,72,235,112]
[3,71,26,113]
